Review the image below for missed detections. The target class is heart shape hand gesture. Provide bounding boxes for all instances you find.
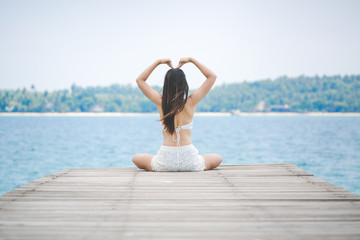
[175,57,192,69]
[159,57,192,69]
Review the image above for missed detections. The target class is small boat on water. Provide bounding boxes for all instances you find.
[230,109,241,116]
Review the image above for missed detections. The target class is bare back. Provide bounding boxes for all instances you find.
[136,57,217,146]
[158,98,196,147]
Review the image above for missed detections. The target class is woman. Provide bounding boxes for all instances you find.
[132,57,222,171]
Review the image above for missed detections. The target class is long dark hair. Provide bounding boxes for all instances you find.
[160,68,189,135]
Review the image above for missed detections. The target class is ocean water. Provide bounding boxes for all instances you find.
[0,115,359,196]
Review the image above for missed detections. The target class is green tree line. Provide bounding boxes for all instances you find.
[1,75,359,112]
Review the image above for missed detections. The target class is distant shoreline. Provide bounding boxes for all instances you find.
[1,112,360,117]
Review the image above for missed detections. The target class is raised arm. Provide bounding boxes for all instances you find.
[177,57,217,106]
[136,59,173,106]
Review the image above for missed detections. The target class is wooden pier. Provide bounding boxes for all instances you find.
[0,164,359,239]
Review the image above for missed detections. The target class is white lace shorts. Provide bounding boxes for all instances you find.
[151,144,205,172]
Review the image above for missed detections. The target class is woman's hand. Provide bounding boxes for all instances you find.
[176,57,193,69]
[159,58,174,69]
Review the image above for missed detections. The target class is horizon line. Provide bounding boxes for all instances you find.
[1,73,359,92]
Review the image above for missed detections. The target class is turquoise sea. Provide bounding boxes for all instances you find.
[0,115,359,196]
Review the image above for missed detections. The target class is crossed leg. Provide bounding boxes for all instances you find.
[132,153,154,171]
[132,153,223,171]
[203,154,223,170]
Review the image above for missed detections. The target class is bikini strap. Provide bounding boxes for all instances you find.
[173,126,181,148]
[172,127,182,162]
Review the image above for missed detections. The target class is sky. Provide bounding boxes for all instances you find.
[0,0,359,91]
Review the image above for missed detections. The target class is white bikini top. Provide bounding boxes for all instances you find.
[162,121,193,147]
[175,121,193,130]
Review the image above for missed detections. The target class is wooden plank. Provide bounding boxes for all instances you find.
[0,164,359,240]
